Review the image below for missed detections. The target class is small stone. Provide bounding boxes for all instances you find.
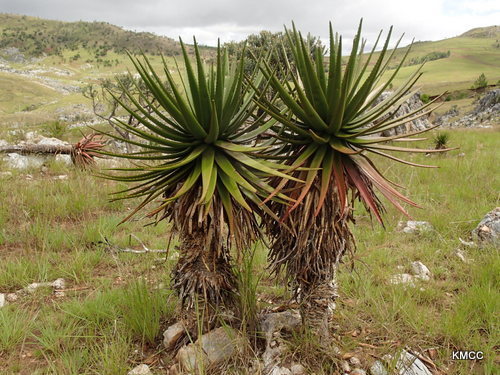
[397,221,433,234]
[163,322,185,350]
[290,363,306,375]
[270,367,292,375]
[6,293,18,302]
[52,278,66,290]
[455,249,471,263]
[340,360,351,372]
[127,364,153,375]
[351,369,367,375]
[457,152,465,157]
[55,154,72,165]
[370,360,388,375]
[458,237,475,247]
[53,175,68,180]
[350,356,362,367]
[390,273,416,287]
[0,171,12,178]
[54,290,65,298]
[0,293,5,308]
[410,261,431,281]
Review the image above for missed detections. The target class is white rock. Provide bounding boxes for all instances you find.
[350,356,362,367]
[351,369,367,375]
[163,322,185,350]
[370,360,388,375]
[37,136,69,147]
[395,350,432,375]
[0,171,12,178]
[0,293,5,308]
[458,237,475,247]
[52,278,66,290]
[6,293,18,302]
[455,249,472,263]
[390,273,416,287]
[270,367,292,375]
[340,360,351,372]
[4,153,45,170]
[290,363,306,375]
[410,261,431,281]
[397,221,433,234]
[127,364,153,375]
[55,154,72,165]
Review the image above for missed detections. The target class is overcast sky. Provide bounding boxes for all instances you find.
[1,0,498,48]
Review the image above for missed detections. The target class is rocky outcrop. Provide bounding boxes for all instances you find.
[436,89,499,128]
[375,92,433,136]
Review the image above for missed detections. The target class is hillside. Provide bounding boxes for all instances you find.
[375,25,500,95]
[0,13,185,58]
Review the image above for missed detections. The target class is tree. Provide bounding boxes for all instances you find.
[254,21,450,339]
[472,73,488,89]
[98,41,291,331]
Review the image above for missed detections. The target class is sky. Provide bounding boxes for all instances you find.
[0,0,498,48]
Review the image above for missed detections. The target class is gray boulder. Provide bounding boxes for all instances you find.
[176,327,243,371]
[472,208,500,247]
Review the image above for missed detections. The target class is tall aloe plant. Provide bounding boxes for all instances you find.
[99,40,293,324]
[254,21,451,336]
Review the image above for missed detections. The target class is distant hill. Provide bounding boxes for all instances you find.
[460,25,499,38]
[0,13,191,58]
[371,26,500,94]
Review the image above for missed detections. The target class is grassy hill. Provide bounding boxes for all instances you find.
[376,25,500,95]
[0,13,186,58]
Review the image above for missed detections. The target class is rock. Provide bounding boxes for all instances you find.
[52,278,66,290]
[455,249,472,263]
[458,237,475,247]
[260,310,302,367]
[6,293,18,302]
[375,92,432,136]
[55,154,72,165]
[350,356,362,367]
[410,261,431,281]
[0,293,5,308]
[163,322,185,350]
[260,310,302,336]
[127,364,153,375]
[397,221,433,234]
[472,208,500,247]
[394,350,432,375]
[290,363,306,375]
[37,137,69,147]
[340,360,351,372]
[370,360,388,375]
[0,171,12,178]
[351,369,367,375]
[4,153,45,170]
[176,327,243,371]
[390,273,416,287]
[270,367,292,375]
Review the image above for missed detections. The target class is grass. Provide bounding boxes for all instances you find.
[0,127,498,374]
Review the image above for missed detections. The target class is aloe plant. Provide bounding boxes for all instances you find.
[254,20,451,336]
[99,40,292,324]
